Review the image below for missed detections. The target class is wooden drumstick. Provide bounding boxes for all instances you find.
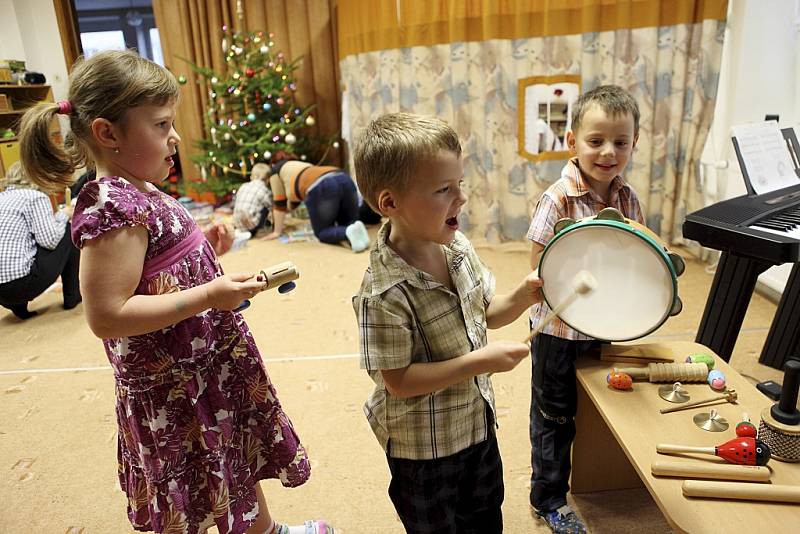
[682,480,800,503]
[660,390,738,414]
[523,270,597,344]
[651,460,770,482]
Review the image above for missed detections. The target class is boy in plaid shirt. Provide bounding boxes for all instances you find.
[527,85,645,533]
[233,162,272,236]
[352,112,543,534]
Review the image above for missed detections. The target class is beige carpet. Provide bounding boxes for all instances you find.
[0,227,784,533]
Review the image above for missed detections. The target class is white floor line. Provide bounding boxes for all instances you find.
[0,326,773,376]
[0,353,360,376]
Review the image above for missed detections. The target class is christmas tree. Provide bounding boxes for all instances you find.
[183,25,333,199]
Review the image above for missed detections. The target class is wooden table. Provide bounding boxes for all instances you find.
[572,341,799,533]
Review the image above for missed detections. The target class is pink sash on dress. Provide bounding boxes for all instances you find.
[141,227,206,279]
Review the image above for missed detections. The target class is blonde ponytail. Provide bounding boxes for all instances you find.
[19,102,79,193]
[19,49,179,194]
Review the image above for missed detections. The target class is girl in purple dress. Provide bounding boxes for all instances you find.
[18,50,331,534]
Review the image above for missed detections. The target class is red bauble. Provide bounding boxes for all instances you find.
[245,67,255,78]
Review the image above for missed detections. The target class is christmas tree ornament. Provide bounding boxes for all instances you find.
[246,67,255,78]
[247,113,256,121]
[260,45,269,53]
[285,133,297,144]
[305,116,315,126]
[178,75,187,85]
[333,141,340,148]
[233,72,241,79]
[263,151,272,159]
[211,76,218,84]
[276,97,285,105]
[262,103,271,111]
[279,128,287,135]
[300,154,307,161]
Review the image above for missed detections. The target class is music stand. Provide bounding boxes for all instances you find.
[732,126,800,196]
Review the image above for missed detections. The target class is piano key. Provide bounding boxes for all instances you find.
[758,221,794,231]
[750,224,800,240]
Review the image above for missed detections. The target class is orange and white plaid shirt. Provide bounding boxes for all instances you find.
[527,158,645,340]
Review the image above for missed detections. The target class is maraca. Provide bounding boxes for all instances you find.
[656,437,771,466]
[735,413,757,438]
[707,369,726,391]
[686,353,715,369]
[606,371,633,390]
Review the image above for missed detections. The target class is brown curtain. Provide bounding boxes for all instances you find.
[152,0,341,182]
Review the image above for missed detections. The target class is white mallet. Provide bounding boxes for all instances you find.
[523,270,597,344]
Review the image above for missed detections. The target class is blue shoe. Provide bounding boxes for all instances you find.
[345,221,370,252]
[538,505,587,533]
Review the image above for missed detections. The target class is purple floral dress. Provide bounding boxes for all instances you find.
[72,177,310,534]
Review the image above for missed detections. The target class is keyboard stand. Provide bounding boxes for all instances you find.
[697,252,800,369]
[759,262,800,368]
[696,251,770,363]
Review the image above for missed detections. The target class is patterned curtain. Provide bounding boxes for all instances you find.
[338,0,728,249]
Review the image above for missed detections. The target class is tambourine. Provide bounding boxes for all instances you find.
[538,207,685,341]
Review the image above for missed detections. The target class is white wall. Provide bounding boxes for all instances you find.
[0,0,69,100]
[701,0,800,295]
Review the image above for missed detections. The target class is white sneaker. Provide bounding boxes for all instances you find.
[345,221,370,253]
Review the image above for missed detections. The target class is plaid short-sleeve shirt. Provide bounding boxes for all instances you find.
[527,158,645,340]
[353,222,497,460]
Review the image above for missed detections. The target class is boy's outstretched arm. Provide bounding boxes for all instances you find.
[485,271,543,329]
[381,340,530,398]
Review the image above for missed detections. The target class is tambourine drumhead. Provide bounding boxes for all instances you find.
[539,221,676,341]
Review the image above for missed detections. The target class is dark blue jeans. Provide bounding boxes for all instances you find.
[304,172,359,245]
[529,332,601,513]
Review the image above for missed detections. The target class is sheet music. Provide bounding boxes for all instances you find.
[731,121,798,195]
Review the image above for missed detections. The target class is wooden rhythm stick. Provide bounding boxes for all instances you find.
[523,270,596,344]
[682,480,800,503]
[615,362,709,383]
[651,460,770,482]
[660,390,738,414]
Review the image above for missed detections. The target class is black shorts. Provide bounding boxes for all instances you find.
[386,429,504,534]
